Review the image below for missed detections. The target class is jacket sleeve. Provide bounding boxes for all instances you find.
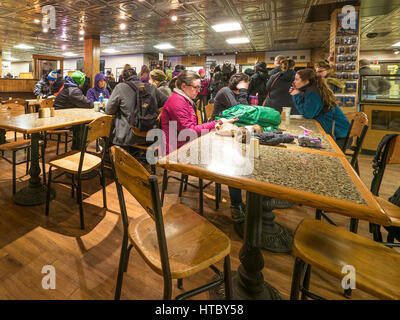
[292,92,323,119]
[237,88,249,105]
[86,89,97,103]
[175,102,217,135]
[105,85,121,115]
[34,80,45,96]
[69,87,94,109]
[156,88,168,109]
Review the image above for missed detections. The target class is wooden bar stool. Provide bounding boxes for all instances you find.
[110,145,232,300]
[45,116,112,229]
[290,219,400,300]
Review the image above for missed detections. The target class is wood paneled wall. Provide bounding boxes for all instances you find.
[236,52,266,64]
[0,79,37,92]
[180,55,207,66]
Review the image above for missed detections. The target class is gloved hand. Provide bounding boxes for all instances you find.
[253,131,295,146]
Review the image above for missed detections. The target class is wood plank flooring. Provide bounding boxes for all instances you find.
[0,132,399,300]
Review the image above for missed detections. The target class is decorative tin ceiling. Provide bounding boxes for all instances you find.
[0,0,399,62]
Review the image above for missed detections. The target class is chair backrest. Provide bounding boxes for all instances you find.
[347,112,369,138]
[84,116,113,147]
[205,103,214,121]
[387,135,400,165]
[40,97,55,109]
[9,98,27,106]
[1,103,25,116]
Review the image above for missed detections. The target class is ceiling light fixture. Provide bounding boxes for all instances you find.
[120,23,126,30]
[64,52,78,57]
[393,42,400,47]
[79,29,85,35]
[61,45,67,50]
[34,19,40,24]
[154,43,175,50]
[14,44,34,50]
[394,50,400,55]
[103,48,120,53]
[171,15,178,22]
[212,22,242,32]
[79,37,84,41]
[226,37,250,44]
[43,28,48,33]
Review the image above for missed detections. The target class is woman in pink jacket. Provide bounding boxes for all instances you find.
[161,70,235,155]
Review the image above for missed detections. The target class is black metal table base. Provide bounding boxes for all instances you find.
[210,271,282,300]
[14,184,55,206]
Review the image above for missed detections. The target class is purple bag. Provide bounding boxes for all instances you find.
[250,95,258,106]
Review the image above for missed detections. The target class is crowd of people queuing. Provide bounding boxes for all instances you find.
[34,55,354,222]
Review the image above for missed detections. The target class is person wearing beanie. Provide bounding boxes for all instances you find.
[54,71,93,109]
[86,73,110,102]
[248,61,269,105]
[172,64,185,78]
[33,70,58,98]
[197,68,210,122]
[150,69,172,97]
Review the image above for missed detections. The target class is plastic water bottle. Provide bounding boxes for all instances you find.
[99,93,104,106]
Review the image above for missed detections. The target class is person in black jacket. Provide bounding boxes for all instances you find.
[269,55,286,77]
[264,58,299,114]
[54,71,93,109]
[248,61,268,106]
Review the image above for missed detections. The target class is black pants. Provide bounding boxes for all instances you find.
[229,187,243,207]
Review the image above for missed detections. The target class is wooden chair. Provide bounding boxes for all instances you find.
[41,98,72,155]
[110,145,232,300]
[9,98,28,113]
[45,116,112,229]
[204,103,214,122]
[290,219,400,300]
[342,112,369,175]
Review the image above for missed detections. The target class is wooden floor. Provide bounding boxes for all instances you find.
[0,132,399,300]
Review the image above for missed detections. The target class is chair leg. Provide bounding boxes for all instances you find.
[184,175,188,191]
[223,255,233,300]
[354,160,360,176]
[77,176,85,229]
[41,143,46,185]
[100,163,107,209]
[12,151,16,195]
[115,234,129,300]
[350,218,359,234]
[178,174,185,197]
[65,133,68,153]
[301,264,311,300]
[163,276,173,300]
[290,257,306,300]
[124,244,133,273]
[71,174,75,199]
[161,169,168,205]
[315,209,322,220]
[56,134,61,156]
[14,131,17,142]
[199,178,204,216]
[215,183,221,210]
[45,167,53,216]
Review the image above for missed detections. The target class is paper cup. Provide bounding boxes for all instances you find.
[94,102,100,112]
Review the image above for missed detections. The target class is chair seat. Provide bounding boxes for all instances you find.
[49,150,101,174]
[0,139,43,151]
[47,129,71,134]
[375,196,400,227]
[293,219,400,300]
[128,203,231,279]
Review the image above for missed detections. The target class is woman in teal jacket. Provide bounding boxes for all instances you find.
[290,68,350,150]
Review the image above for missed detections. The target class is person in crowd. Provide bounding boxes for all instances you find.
[106,68,167,148]
[209,62,237,98]
[209,72,250,221]
[197,68,210,115]
[263,58,298,114]
[169,76,178,93]
[118,64,132,83]
[54,71,93,109]
[244,68,255,78]
[248,61,268,106]
[149,69,172,97]
[359,59,391,96]
[86,73,110,102]
[290,68,350,150]
[269,55,286,77]
[34,70,58,98]
[172,64,185,78]
[140,65,150,83]
[53,69,64,93]
[315,60,345,94]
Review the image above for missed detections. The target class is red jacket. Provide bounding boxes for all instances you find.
[199,77,210,96]
[161,90,217,155]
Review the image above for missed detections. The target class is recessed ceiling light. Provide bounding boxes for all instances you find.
[79,29,85,35]
[34,19,40,24]
[14,44,34,50]
[61,45,67,50]
[393,42,400,47]
[226,37,250,44]
[154,43,175,50]
[171,15,178,21]
[120,23,126,30]
[212,22,241,32]
[79,37,84,41]
[43,28,48,33]
[64,52,78,57]
[103,48,120,53]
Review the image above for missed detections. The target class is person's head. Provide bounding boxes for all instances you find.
[359,59,370,68]
[255,61,267,73]
[228,72,250,92]
[280,59,296,72]
[176,70,201,100]
[295,68,336,110]
[274,55,286,67]
[210,65,215,72]
[122,68,137,82]
[198,68,206,77]
[94,73,106,89]
[123,64,131,70]
[315,60,331,78]
[169,76,178,92]
[47,70,57,84]
[244,68,255,77]
[71,71,86,87]
[150,69,167,85]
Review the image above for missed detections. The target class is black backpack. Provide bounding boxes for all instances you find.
[126,81,159,132]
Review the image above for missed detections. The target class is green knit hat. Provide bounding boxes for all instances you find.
[71,71,86,85]
[150,69,167,82]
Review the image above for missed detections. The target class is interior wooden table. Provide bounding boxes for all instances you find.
[0,108,109,205]
[156,119,390,300]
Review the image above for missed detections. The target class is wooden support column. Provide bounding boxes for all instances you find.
[0,51,2,76]
[84,37,100,88]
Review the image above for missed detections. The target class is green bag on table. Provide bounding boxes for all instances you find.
[215,104,281,131]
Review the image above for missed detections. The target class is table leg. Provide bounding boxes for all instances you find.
[235,196,293,253]
[211,192,282,300]
[14,132,55,205]
[0,129,7,145]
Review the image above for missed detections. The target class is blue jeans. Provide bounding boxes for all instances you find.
[229,187,243,207]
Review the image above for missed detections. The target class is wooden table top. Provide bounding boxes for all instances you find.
[157,119,390,226]
[0,108,109,134]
